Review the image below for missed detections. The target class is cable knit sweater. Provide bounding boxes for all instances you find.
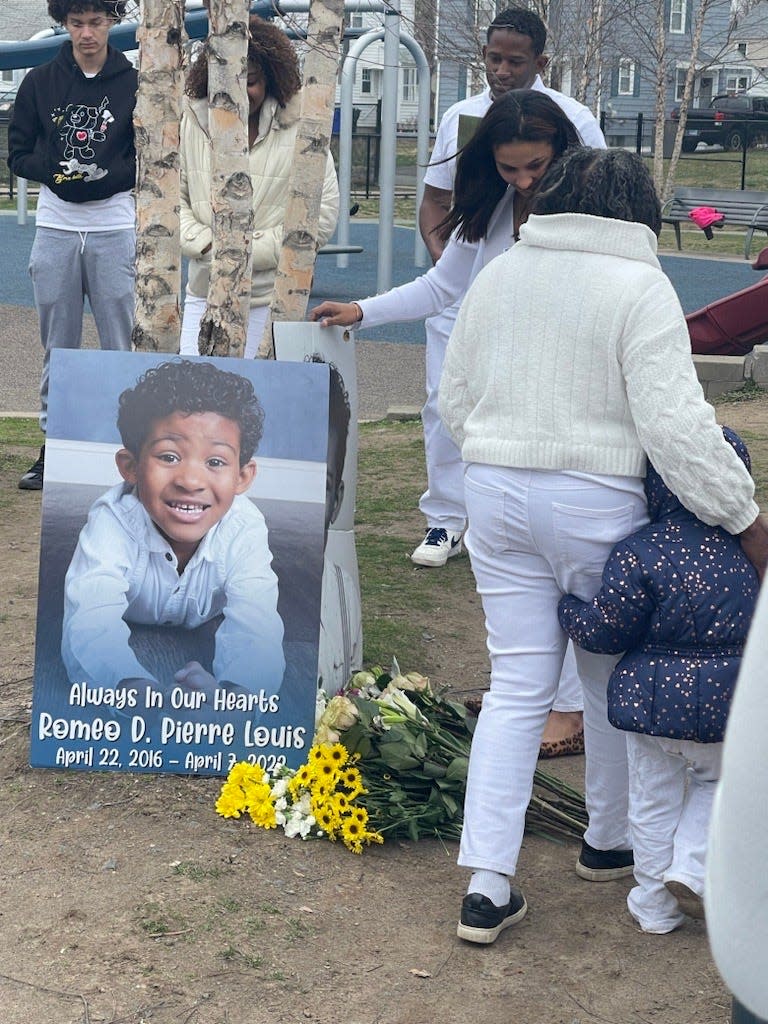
[438,212,758,536]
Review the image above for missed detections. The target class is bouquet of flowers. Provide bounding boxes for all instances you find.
[216,663,587,852]
[215,743,383,854]
[315,663,588,843]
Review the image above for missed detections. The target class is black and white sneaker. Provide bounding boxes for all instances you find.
[18,444,45,491]
[457,888,528,944]
[411,527,463,567]
[576,839,634,881]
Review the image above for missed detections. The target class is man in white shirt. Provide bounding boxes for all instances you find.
[413,5,605,568]
[8,1,138,490]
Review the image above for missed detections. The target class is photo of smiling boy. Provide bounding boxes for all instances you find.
[61,359,286,696]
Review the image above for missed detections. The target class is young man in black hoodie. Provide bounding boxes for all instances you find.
[8,1,137,489]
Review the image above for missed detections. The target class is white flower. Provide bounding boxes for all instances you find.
[377,687,429,725]
[272,778,289,799]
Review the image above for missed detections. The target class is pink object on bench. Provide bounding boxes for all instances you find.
[687,272,768,356]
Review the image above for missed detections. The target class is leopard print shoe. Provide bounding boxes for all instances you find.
[538,728,585,759]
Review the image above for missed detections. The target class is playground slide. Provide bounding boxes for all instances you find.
[687,248,768,356]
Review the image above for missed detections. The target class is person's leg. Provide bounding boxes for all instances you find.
[457,468,646,942]
[546,476,647,864]
[664,739,722,917]
[83,229,136,351]
[28,228,86,434]
[458,466,566,884]
[244,306,269,359]
[179,290,207,355]
[541,640,584,755]
[625,734,687,933]
[412,311,466,566]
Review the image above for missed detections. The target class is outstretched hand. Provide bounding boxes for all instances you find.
[740,514,768,581]
[309,300,362,328]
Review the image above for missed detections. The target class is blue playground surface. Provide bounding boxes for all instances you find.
[1,216,762,347]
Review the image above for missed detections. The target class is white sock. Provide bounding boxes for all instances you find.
[467,870,510,908]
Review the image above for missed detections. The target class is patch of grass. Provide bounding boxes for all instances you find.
[714,380,765,404]
[137,903,174,936]
[356,420,480,667]
[218,945,263,968]
[0,419,43,446]
[172,860,223,882]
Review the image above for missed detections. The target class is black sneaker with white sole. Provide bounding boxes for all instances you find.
[457,887,528,944]
[18,444,45,491]
[576,839,634,881]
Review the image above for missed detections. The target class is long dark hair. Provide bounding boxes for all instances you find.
[186,16,301,108]
[437,90,581,244]
[530,147,663,235]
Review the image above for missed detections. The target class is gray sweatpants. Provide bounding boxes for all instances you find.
[29,226,135,430]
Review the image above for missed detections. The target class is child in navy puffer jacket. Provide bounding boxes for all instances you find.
[558,427,759,934]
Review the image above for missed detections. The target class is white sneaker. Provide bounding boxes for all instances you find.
[411,528,463,567]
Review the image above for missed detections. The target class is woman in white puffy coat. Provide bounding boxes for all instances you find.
[179,17,339,358]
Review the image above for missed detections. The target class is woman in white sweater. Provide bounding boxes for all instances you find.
[312,91,588,755]
[438,147,768,946]
[179,17,339,359]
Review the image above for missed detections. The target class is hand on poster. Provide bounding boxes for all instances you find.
[309,300,363,327]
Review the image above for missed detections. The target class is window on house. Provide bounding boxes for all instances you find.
[361,67,372,94]
[618,59,635,95]
[1,69,13,83]
[726,74,750,93]
[675,68,688,102]
[669,0,686,33]
[349,12,364,28]
[737,42,747,55]
[401,67,417,103]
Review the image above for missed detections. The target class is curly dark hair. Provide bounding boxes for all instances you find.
[438,90,580,243]
[487,6,547,54]
[306,353,350,479]
[117,360,265,466]
[530,147,662,235]
[186,15,301,108]
[48,0,127,22]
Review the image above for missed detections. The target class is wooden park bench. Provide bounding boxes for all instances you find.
[661,186,768,259]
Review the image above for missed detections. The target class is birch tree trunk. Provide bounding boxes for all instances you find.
[662,0,710,200]
[198,0,253,358]
[132,0,186,353]
[257,0,345,358]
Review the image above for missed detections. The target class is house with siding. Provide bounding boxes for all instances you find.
[549,0,762,146]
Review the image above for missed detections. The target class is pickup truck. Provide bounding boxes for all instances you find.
[670,94,768,152]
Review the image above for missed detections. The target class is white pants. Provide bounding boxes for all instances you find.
[420,309,466,533]
[425,312,582,713]
[626,733,722,933]
[457,464,648,878]
[179,290,268,359]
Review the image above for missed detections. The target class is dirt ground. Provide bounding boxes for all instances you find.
[2,394,767,1024]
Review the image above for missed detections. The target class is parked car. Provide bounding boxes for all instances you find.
[670,94,768,152]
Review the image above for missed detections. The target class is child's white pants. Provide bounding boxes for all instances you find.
[626,733,722,933]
